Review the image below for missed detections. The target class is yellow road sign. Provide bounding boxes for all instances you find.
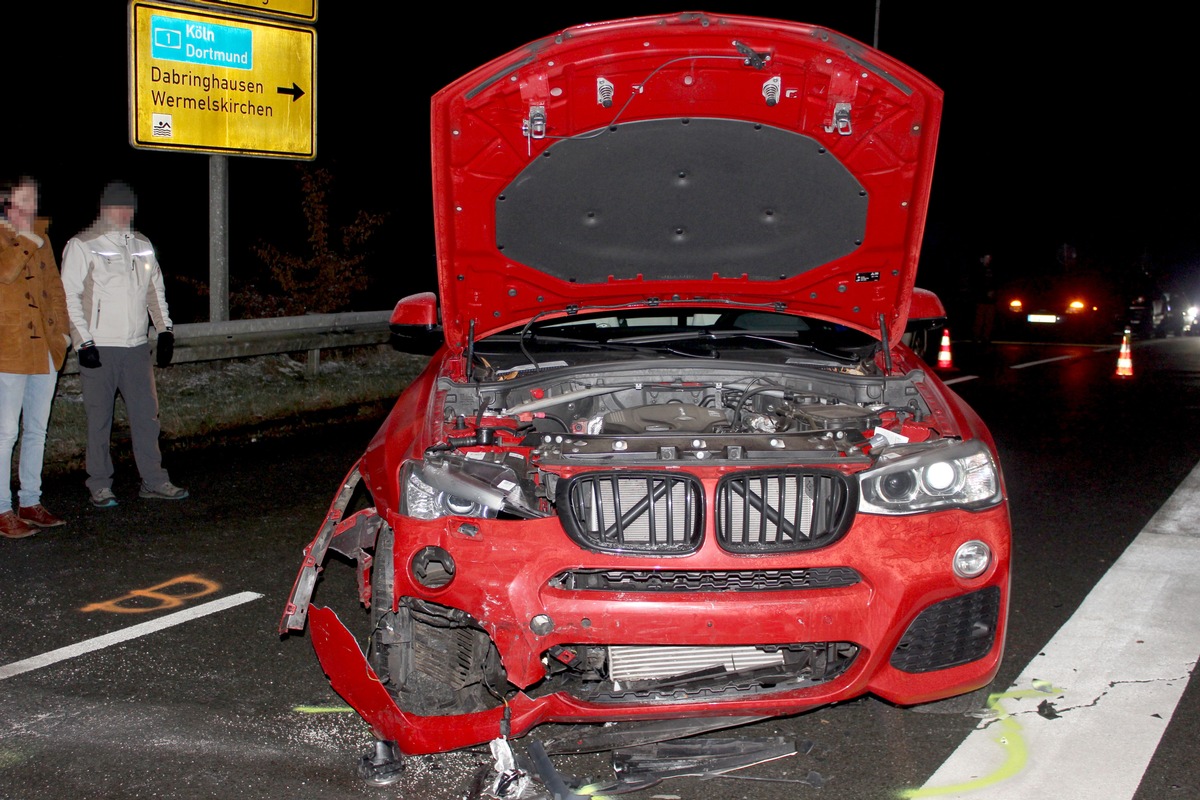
[129,1,315,159]
[189,0,317,23]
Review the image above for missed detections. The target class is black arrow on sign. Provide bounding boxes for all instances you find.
[277,83,305,101]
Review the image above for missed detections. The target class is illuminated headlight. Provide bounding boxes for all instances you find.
[858,439,1002,515]
[401,462,495,520]
[954,540,992,578]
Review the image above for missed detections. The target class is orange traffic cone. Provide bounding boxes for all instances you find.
[936,329,953,369]
[1116,327,1133,377]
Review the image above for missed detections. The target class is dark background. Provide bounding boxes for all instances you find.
[9,3,1198,321]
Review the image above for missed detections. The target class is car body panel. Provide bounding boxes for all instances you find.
[281,11,1011,763]
[429,11,941,348]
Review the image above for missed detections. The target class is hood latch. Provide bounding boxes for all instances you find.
[824,102,852,136]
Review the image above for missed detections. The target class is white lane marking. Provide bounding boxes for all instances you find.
[943,343,1117,378]
[0,591,263,680]
[1010,354,1076,369]
[917,461,1200,798]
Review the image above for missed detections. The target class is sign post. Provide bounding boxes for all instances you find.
[129,1,315,159]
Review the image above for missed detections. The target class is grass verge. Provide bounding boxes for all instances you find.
[43,345,430,477]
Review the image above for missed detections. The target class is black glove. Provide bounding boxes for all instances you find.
[78,342,101,369]
[156,330,175,368]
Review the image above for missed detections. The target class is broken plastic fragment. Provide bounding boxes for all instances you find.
[539,716,768,755]
[606,736,797,791]
[490,737,532,798]
[356,739,405,786]
[1036,700,1061,719]
[527,739,591,799]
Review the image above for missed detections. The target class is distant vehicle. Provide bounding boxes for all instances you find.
[1126,286,1197,338]
[994,266,1125,343]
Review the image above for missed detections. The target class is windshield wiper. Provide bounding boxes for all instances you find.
[507,330,722,369]
[533,333,720,359]
[608,330,862,363]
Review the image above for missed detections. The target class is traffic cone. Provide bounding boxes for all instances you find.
[936,329,953,369]
[1116,327,1133,377]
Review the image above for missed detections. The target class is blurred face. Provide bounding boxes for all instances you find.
[9,180,38,219]
[101,205,135,228]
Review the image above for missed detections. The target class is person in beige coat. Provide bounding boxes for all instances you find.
[0,176,70,538]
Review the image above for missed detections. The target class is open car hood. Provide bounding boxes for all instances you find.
[430,11,942,348]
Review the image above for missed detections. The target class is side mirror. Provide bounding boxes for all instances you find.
[908,287,947,329]
[902,287,948,363]
[389,292,442,355]
[390,292,438,327]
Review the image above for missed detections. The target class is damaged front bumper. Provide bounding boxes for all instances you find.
[280,466,381,633]
[281,467,1009,757]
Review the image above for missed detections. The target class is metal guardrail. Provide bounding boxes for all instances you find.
[61,310,393,377]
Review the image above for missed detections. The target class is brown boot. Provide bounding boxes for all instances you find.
[19,504,66,528]
[0,510,36,539]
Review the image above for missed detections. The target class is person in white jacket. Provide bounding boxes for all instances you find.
[60,180,188,508]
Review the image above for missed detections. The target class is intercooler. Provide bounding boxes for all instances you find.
[607,645,785,681]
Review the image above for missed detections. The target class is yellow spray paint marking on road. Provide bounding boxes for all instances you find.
[571,782,619,799]
[293,705,355,714]
[81,573,221,614]
[899,681,1065,799]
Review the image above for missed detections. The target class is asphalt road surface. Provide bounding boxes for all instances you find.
[2,335,1199,800]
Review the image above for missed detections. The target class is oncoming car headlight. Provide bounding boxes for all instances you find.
[858,439,1001,515]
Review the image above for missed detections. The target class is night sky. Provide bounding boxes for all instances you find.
[9,3,1199,321]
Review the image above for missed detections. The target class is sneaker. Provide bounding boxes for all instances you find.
[90,488,119,508]
[18,504,66,528]
[0,510,37,539]
[139,481,189,501]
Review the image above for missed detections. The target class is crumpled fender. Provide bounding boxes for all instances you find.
[280,465,380,634]
[309,605,509,752]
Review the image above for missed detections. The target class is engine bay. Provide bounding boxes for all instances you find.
[447,362,938,460]
[407,361,947,521]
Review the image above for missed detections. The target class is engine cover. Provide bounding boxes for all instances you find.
[603,403,728,434]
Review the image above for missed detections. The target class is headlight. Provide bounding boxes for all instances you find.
[400,461,499,520]
[858,439,1002,515]
[399,454,547,521]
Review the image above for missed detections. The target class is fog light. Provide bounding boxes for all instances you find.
[530,614,555,635]
[411,546,455,589]
[953,540,991,578]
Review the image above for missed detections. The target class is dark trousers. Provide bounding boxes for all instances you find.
[80,344,169,492]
